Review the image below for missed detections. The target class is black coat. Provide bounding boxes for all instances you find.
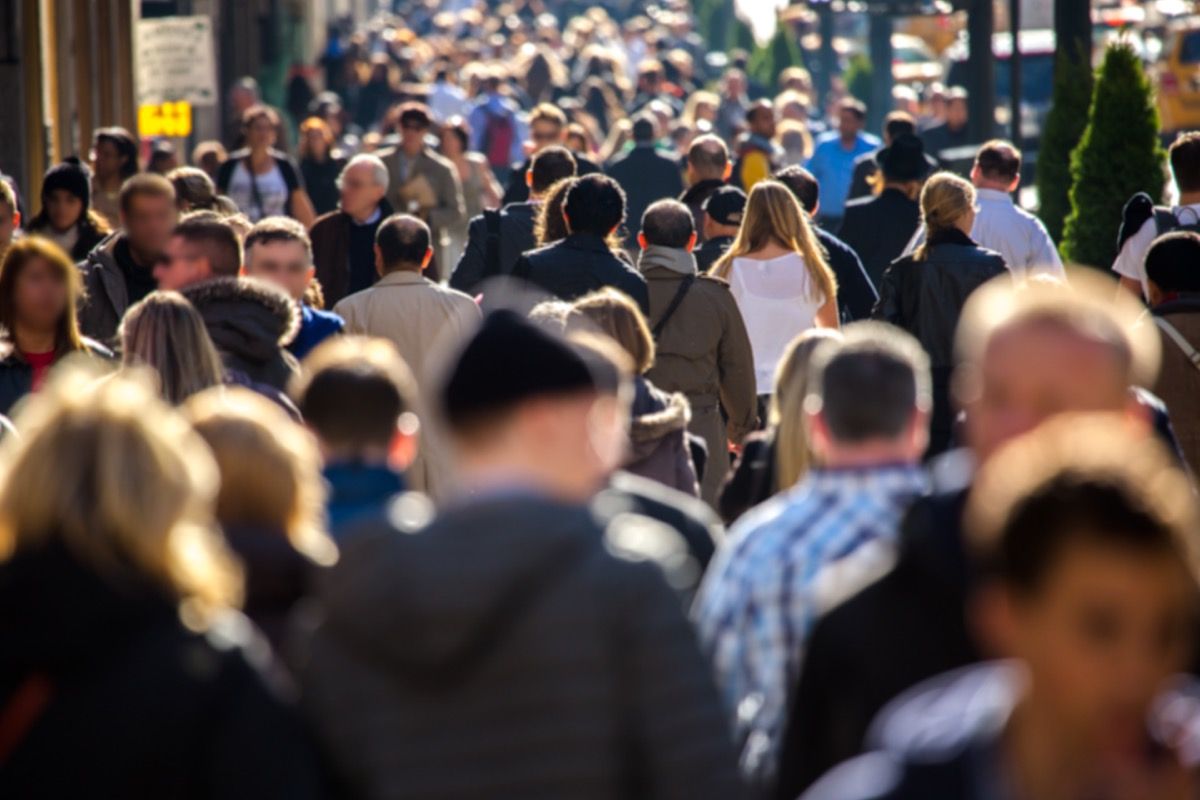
[0,338,112,416]
[606,145,685,246]
[815,228,879,323]
[717,431,778,525]
[513,232,650,313]
[0,542,325,799]
[679,178,728,241]
[846,150,939,202]
[449,201,538,294]
[291,494,741,799]
[695,234,734,274]
[838,188,921,288]
[502,154,600,204]
[300,156,347,216]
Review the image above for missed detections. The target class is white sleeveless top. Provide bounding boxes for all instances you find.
[727,252,824,394]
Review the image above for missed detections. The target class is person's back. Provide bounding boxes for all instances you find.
[606,116,685,249]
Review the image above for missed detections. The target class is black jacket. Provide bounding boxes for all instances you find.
[449,201,538,294]
[695,234,734,274]
[606,145,685,246]
[222,525,311,655]
[774,489,975,800]
[815,228,878,323]
[0,338,112,416]
[291,494,741,799]
[0,542,324,799]
[503,153,600,205]
[717,430,778,525]
[513,232,650,313]
[181,277,302,392]
[838,188,922,288]
[597,471,724,575]
[680,178,728,241]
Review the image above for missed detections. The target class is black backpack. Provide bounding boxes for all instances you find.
[1118,192,1200,253]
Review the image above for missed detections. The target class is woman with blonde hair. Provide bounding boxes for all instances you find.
[185,387,335,651]
[120,291,226,405]
[711,180,839,400]
[718,328,842,523]
[0,370,323,795]
[874,171,1009,455]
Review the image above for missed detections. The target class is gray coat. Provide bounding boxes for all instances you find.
[290,494,741,800]
[77,232,131,347]
[378,146,466,267]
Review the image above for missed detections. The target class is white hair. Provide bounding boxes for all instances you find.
[338,154,389,192]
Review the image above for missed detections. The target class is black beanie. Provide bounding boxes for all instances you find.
[41,161,92,211]
[441,309,618,430]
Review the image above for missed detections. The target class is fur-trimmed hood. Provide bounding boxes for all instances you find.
[629,377,691,460]
[182,277,301,351]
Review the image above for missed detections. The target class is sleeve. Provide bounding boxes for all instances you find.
[901,225,924,258]
[502,168,526,205]
[279,156,303,192]
[617,562,743,800]
[835,246,878,322]
[1112,217,1156,283]
[331,299,362,333]
[739,151,770,191]
[216,158,236,193]
[1029,218,1065,277]
[718,294,760,442]
[450,216,487,293]
[622,271,651,315]
[872,265,902,324]
[428,162,466,232]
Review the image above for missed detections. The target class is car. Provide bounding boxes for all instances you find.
[1155,20,1200,135]
[892,33,945,86]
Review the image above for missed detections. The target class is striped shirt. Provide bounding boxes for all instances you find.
[693,463,928,782]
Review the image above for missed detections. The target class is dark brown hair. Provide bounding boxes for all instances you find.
[0,237,86,356]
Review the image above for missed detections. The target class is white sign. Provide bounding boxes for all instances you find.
[136,16,218,107]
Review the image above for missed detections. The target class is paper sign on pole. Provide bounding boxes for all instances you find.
[136,16,218,107]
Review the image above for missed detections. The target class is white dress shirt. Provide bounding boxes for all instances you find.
[1112,203,1200,298]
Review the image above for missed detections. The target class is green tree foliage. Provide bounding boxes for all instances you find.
[1061,44,1165,268]
[746,24,804,91]
[1035,49,1093,244]
[845,53,873,106]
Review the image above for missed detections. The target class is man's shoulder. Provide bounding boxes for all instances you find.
[420,148,456,173]
[310,209,345,234]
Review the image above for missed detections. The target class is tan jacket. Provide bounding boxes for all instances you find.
[378,146,465,268]
[1149,303,1200,476]
[334,270,481,502]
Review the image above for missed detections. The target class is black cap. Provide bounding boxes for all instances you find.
[876,133,929,182]
[441,309,620,430]
[703,186,746,227]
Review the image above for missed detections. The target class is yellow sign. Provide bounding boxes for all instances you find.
[139,101,192,138]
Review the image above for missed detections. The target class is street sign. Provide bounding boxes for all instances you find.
[138,101,193,138]
[135,15,217,107]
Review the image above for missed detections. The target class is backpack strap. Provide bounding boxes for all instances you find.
[1154,206,1180,237]
[483,209,503,279]
[1155,316,1200,372]
[651,274,697,339]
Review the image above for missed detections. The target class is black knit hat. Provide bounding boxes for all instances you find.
[441,309,619,430]
[41,161,92,211]
[703,186,747,226]
[876,133,929,183]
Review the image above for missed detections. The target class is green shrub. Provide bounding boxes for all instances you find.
[845,53,873,106]
[1035,48,1093,244]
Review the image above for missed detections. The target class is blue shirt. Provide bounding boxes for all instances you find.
[693,463,927,782]
[805,131,881,219]
[324,462,407,535]
[288,304,344,361]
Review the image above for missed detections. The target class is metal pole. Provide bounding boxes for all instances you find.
[817,3,835,111]
[868,10,894,135]
[1009,0,1021,147]
[966,0,996,143]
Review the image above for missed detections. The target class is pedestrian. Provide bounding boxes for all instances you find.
[732,100,782,191]
[88,126,139,229]
[78,174,177,345]
[26,162,109,262]
[290,309,742,799]
[711,180,839,405]
[873,172,1009,455]
[775,166,878,321]
[0,179,20,262]
[167,167,238,215]
[0,237,110,415]
[838,133,927,287]
[570,288,699,496]
[846,112,935,201]
[378,102,465,277]
[297,117,346,216]
[290,336,422,534]
[153,213,243,292]
[776,275,1159,798]
[119,291,227,404]
[679,134,732,240]
[1141,231,1200,475]
[694,186,745,273]
[467,71,527,184]
[450,145,577,294]
[217,105,316,226]
[438,116,504,270]
[904,140,1064,277]
[243,217,344,361]
[606,113,685,248]
[696,322,931,790]
[805,416,1200,800]
[146,140,179,176]
[919,86,970,164]
[718,328,842,525]
[805,98,880,230]
[185,387,336,652]
[310,154,394,308]
[635,199,757,506]
[0,371,324,798]
[512,174,650,312]
[192,140,228,183]
[500,102,600,204]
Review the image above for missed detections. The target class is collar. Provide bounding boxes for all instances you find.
[975,188,1015,205]
[376,269,427,286]
[800,462,928,496]
[928,226,978,248]
[638,244,697,276]
[561,232,612,253]
[349,206,383,226]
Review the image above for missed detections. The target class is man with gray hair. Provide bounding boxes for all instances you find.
[311,153,393,307]
[693,321,931,790]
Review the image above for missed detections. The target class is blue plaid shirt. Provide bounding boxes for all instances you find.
[693,463,927,781]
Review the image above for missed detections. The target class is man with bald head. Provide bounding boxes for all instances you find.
[311,154,394,307]
[680,134,732,241]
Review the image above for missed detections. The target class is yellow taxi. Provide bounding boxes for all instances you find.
[1157,22,1200,134]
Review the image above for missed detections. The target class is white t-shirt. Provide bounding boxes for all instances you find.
[227,160,289,222]
[727,252,824,394]
[1112,203,1200,297]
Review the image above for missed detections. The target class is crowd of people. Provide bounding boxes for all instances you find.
[3,2,1200,798]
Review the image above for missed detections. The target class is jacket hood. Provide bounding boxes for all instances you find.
[182,277,301,361]
[629,378,690,461]
[314,495,605,683]
[638,244,697,276]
